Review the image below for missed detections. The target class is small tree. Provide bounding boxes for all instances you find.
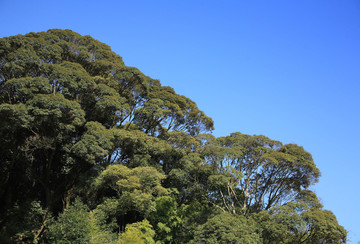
[47,199,91,244]
[190,211,261,244]
[119,219,155,244]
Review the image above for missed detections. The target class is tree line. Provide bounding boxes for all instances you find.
[0,29,347,243]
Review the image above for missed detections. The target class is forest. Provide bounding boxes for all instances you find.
[0,29,347,243]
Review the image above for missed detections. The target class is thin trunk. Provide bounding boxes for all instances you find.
[219,189,231,213]
[243,177,250,214]
[227,183,236,214]
[62,188,73,210]
[34,207,50,242]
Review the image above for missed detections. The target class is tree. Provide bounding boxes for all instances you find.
[148,196,183,243]
[0,29,212,241]
[203,132,320,215]
[190,211,261,244]
[0,29,346,243]
[93,164,168,231]
[119,219,155,244]
[46,199,91,244]
[0,200,47,243]
[253,190,347,243]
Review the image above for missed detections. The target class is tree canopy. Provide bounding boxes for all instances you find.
[0,29,346,243]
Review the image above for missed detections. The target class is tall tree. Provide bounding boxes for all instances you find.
[0,30,346,243]
[203,132,320,214]
[0,29,212,242]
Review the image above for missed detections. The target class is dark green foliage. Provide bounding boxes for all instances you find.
[0,30,347,243]
[0,201,46,243]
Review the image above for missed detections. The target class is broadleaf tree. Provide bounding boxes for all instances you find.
[0,30,346,243]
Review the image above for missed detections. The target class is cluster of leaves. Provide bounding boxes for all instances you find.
[0,30,347,243]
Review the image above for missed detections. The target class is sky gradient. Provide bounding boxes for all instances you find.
[1,0,359,242]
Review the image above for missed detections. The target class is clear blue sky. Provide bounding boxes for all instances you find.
[1,0,359,242]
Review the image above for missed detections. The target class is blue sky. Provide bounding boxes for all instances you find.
[1,0,359,242]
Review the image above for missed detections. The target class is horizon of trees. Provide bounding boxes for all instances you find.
[0,29,347,243]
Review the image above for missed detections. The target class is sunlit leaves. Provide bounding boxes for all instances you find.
[28,94,85,135]
[94,164,167,217]
[149,196,182,243]
[203,132,321,214]
[3,47,41,78]
[190,212,261,244]
[0,29,347,244]
[72,122,114,164]
[119,219,155,244]
[47,199,91,244]
[4,77,52,103]
[253,195,347,243]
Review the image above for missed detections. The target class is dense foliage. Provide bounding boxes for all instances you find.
[0,30,347,243]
